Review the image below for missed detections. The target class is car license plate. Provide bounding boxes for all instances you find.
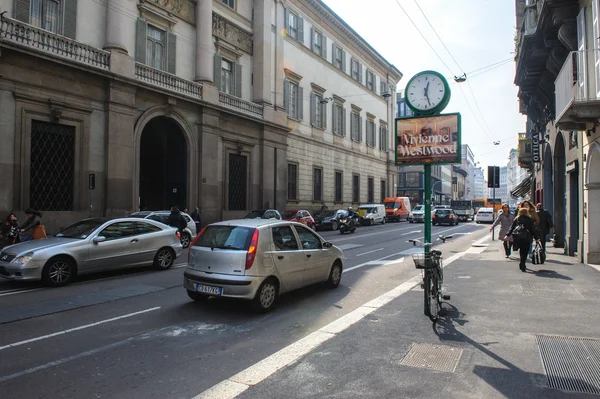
[195,283,222,295]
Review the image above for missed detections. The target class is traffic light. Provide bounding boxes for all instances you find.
[487,166,500,188]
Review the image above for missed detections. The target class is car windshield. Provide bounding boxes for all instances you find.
[436,210,451,215]
[194,226,254,250]
[359,207,374,213]
[384,202,397,209]
[244,210,265,219]
[413,206,424,211]
[282,211,298,218]
[54,219,106,239]
[321,210,338,217]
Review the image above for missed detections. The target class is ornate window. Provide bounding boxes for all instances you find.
[288,163,298,200]
[147,25,165,70]
[353,174,360,203]
[228,154,247,211]
[31,0,60,33]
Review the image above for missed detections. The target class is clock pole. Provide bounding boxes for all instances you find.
[400,70,453,256]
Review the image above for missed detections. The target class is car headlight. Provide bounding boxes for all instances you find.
[13,252,34,264]
[409,212,413,217]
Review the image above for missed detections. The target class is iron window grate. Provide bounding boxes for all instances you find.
[228,154,247,211]
[30,120,75,211]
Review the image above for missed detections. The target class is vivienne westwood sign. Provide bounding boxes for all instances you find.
[395,113,462,165]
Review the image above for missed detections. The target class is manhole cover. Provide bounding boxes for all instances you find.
[521,281,584,300]
[536,334,600,395]
[399,343,463,372]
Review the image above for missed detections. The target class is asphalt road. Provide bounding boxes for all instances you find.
[0,220,491,399]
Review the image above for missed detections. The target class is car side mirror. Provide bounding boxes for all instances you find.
[323,241,333,248]
[93,236,106,244]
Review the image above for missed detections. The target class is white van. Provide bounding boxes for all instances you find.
[358,204,386,225]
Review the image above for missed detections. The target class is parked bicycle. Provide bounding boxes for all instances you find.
[408,235,452,322]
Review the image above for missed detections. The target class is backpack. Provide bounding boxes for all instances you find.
[512,223,530,242]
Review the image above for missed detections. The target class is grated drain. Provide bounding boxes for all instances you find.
[536,334,600,395]
[399,343,463,372]
[521,281,584,300]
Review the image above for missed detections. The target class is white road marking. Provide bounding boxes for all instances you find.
[355,248,384,257]
[401,230,422,236]
[343,258,405,273]
[0,288,44,297]
[194,233,492,399]
[0,307,161,351]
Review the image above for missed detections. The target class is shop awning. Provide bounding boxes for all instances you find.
[510,175,533,199]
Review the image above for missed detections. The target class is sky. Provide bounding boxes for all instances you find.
[323,0,527,172]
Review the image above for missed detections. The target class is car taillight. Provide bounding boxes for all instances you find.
[188,226,208,263]
[176,231,181,239]
[245,229,260,270]
[432,215,436,219]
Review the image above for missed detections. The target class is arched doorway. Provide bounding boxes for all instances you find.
[139,116,187,211]
[553,133,566,248]
[586,143,600,263]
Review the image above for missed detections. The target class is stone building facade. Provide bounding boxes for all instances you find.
[0,0,401,232]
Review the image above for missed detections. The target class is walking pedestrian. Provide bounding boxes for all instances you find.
[0,212,21,249]
[535,203,553,252]
[167,207,185,233]
[191,207,201,234]
[20,209,46,241]
[490,203,515,258]
[504,208,540,272]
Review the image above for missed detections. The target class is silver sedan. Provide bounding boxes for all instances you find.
[0,217,183,286]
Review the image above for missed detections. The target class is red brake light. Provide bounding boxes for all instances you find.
[188,225,208,263]
[176,231,181,239]
[245,229,260,270]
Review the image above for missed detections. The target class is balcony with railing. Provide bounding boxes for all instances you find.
[219,92,264,119]
[135,63,203,100]
[0,16,110,70]
[518,133,533,170]
[555,49,600,130]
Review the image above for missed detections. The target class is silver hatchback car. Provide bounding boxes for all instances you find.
[183,219,344,312]
[0,217,183,286]
[130,211,197,248]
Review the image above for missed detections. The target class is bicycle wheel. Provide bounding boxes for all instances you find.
[423,271,432,318]
[427,269,440,322]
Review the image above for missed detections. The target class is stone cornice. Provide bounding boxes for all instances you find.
[299,0,402,83]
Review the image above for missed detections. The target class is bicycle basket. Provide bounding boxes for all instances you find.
[412,253,442,269]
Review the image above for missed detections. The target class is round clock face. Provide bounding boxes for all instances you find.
[405,71,450,113]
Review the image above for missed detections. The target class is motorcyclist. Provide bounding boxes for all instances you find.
[347,207,358,221]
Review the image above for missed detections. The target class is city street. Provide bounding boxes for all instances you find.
[0,221,487,399]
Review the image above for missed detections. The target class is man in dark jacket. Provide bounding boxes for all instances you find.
[167,207,185,233]
[20,209,43,241]
[536,203,553,251]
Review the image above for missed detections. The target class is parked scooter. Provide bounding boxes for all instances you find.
[339,210,358,235]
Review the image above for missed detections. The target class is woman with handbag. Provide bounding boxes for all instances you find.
[490,204,515,258]
[20,209,46,241]
[504,208,540,272]
[0,212,21,249]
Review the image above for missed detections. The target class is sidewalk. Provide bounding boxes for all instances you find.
[233,240,600,398]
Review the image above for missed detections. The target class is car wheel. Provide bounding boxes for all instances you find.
[187,290,208,301]
[370,219,375,226]
[181,233,191,248]
[326,261,343,288]
[382,218,386,225]
[154,247,175,270]
[252,278,279,313]
[330,221,338,231]
[42,257,76,287]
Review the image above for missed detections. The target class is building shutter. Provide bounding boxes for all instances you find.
[332,43,336,65]
[322,100,327,129]
[342,107,346,136]
[310,93,316,126]
[332,102,337,134]
[234,62,242,97]
[350,56,355,78]
[298,86,304,120]
[63,0,78,39]
[213,53,222,90]
[135,18,148,63]
[166,32,177,74]
[297,16,304,44]
[359,63,363,84]
[341,50,346,72]
[577,8,587,99]
[322,35,327,59]
[284,8,289,32]
[592,2,600,96]
[283,80,290,112]
[14,0,30,23]
[350,113,354,139]
[310,27,314,51]
[359,116,363,141]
